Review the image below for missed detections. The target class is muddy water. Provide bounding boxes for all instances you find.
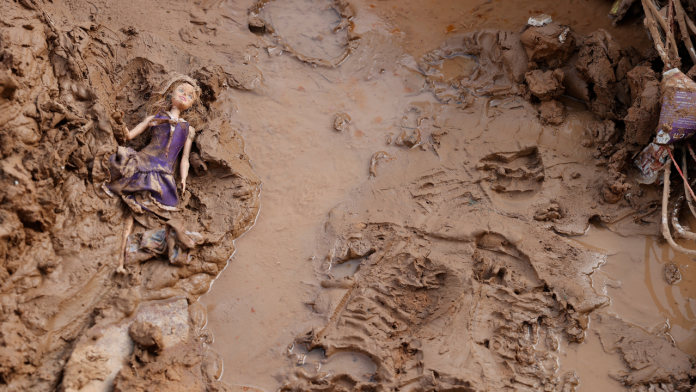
[289,346,377,380]
[573,222,696,356]
[199,0,685,391]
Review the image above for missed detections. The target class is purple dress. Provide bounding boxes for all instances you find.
[105,112,190,215]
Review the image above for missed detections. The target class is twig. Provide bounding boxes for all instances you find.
[681,144,696,218]
[646,0,680,53]
[642,0,673,67]
[674,0,696,64]
[676,0,696,36]
[667,0,675,59]
[643,0,680,65]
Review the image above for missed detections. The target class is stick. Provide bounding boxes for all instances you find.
[642,0,673,67]
[667,0,675,60]
[681,144,696,218]
[686,14,696,36]
[661,161,696,256]
[647,0,681,54]
[674,0,696,64]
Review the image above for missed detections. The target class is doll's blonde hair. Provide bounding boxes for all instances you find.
[146,74,204,128]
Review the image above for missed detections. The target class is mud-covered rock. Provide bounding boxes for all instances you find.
[520,22,576,68]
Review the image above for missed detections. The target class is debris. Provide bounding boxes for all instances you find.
[635,143,670,184]
[368,151,394,179]
[664,263,682,285]
[333,112,351,132]
[655,69,696,144]
[528,14,553,27]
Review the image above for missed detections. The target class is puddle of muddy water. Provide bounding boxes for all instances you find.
[260,0,348,60]
[556,330,628,391]
[290,345,377,381]
[574,222,696,355]
[561,220,696,390]
[328,257,362,279]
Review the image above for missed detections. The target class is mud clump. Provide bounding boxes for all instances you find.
[525,68,565,101]
[624,65,661,145]
[129,321,164,353]
[332,112,351,132]
[539,99,566,125]
[394,128,421,148]
[664,263,682,285]
[520,22,576,69]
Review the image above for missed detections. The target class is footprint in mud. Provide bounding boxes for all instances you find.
[476,146,545,196]
[473,232,544,294]
[249,0,359,67]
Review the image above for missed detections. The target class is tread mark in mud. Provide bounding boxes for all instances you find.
[476,146,545,196]
[410,170,480,212]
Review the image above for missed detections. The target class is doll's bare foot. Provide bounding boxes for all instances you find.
[116,265,127,275]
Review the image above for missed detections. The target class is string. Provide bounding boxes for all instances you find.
[667,147,696,202]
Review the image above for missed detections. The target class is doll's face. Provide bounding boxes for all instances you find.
[171,83,197,111]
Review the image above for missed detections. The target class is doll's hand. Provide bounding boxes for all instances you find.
[181,181,186,194]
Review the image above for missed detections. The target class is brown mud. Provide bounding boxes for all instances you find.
[2,0,696,391]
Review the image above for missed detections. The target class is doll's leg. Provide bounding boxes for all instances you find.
[116,213,134,274]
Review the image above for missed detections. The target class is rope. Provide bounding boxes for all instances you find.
[667,148,696,202]
[661,161,696,256]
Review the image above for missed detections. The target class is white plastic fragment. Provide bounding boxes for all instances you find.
[559,27,569,44]
[528,14,552,27]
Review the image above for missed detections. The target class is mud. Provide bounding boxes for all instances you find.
[0,0,261,390]
[3,0,696,391]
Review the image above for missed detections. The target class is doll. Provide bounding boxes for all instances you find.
[103,74,203,273]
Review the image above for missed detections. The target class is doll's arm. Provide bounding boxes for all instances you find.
[180,127,195,194]
[124,115,157,140]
